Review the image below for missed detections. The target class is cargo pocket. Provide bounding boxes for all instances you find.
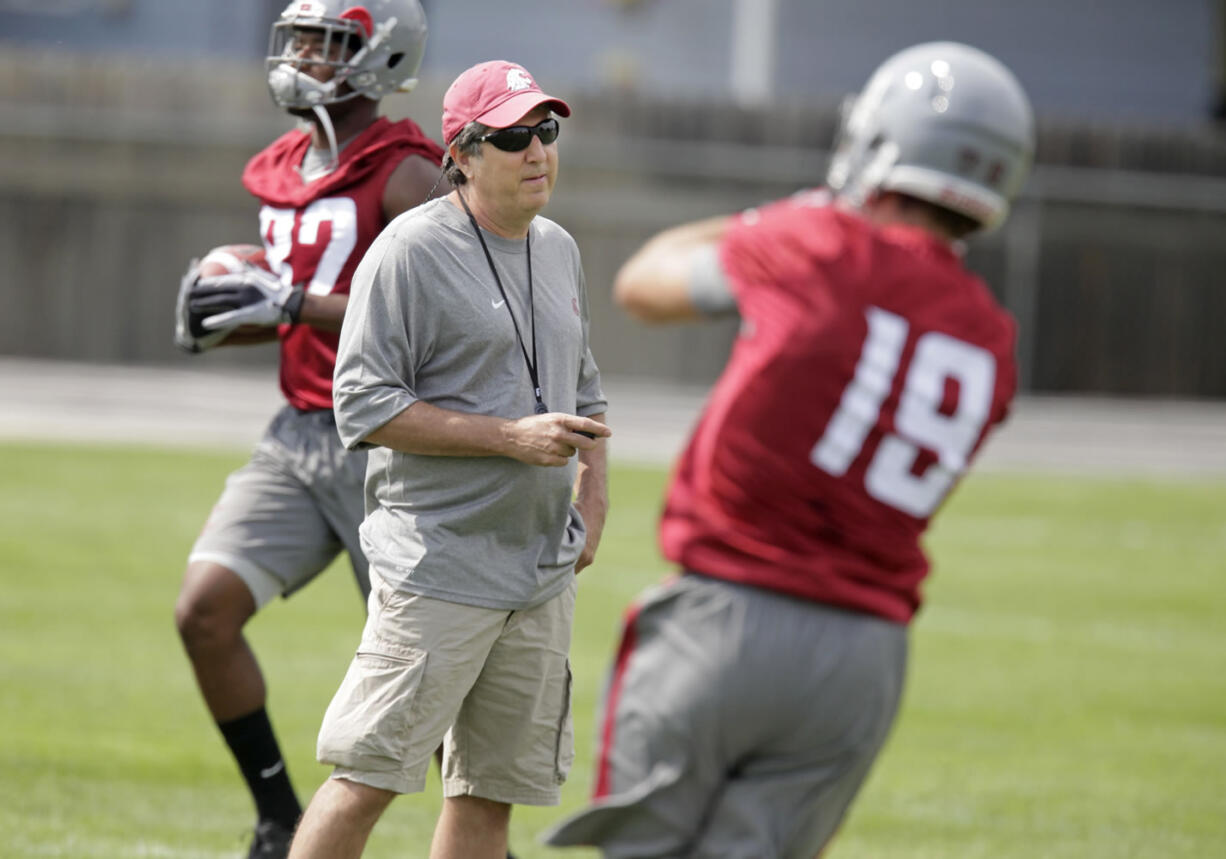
[317,642,428,774]
[554,660,575,784]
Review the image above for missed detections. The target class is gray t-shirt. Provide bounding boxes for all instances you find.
[333,197,607,610]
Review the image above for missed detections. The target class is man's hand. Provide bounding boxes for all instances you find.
[502,413,611,467]
[174,259,236,353]
[572,412,609,574]
[189,265,305,331]
[574,508,605,573]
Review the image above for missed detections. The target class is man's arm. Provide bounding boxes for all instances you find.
[614,215,734,323]
[382,153,450,220]
[364,400,611,468]
[214,328,280,345]
[294,292,348,332]
[572,412,609,573]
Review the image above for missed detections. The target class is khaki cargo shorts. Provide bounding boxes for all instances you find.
[317,570,576,806]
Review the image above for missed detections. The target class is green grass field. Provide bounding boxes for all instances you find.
[2,441,1224,858]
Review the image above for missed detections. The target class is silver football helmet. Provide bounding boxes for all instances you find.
[266,0,428,111]
[826,41,1034,231]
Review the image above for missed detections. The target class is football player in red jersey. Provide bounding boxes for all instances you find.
[545,42,1034,858]
[171,3,445,856]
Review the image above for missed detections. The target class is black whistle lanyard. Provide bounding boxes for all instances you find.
[457,191,548,414]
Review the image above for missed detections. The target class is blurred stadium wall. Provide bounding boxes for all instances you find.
[2,0,1225,397]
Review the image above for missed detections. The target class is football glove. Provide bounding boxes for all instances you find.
[174,259,236,353]
[190,265,305,331]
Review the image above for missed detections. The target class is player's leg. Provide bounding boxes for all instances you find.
[546,575,907,858]
[686,745,881,859]
[542,576,731,857]
[175,560,261,720]
[175,407,355,853]
[175,558,304,857]
[681,591,908,858]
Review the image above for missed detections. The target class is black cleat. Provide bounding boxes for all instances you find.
[247,819,294,859]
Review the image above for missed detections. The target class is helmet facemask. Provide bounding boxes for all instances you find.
[267,16,372,111]
[265,1,426,112]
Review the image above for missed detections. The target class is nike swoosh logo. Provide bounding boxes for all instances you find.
[491,298,506,309]
[260,760,285,779]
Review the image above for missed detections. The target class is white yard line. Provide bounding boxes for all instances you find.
[1,357,1223,477]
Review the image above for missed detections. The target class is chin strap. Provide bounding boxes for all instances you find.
[311,103,340,175]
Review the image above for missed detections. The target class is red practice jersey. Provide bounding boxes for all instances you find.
[661,191,1018,623]
[243,117,443,411]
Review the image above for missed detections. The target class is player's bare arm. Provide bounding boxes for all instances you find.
[217,328,280,346]
[364,400,610,467]
[294,292,347,332]
[572,412,609,573]
[614,215,732,322]
[382,153,451,220]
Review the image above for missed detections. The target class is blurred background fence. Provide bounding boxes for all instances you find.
[2,0,1225,398]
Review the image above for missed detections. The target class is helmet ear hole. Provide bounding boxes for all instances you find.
[388,52,405,69]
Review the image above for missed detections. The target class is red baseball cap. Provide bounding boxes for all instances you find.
[442,60,571,145]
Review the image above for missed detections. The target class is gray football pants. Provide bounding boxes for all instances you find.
[545,573,907,858]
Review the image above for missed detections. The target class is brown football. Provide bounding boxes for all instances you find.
[197,244,278,340]
[199,244,270,278]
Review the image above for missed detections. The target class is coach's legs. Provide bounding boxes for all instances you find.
[174,560,302,828]
[430,795,511,859]
[288,778,394,859]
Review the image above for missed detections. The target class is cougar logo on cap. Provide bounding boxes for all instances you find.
[442,60,571,145]
[507,68,534,92]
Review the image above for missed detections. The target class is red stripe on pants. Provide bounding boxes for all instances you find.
[593,601,644,799]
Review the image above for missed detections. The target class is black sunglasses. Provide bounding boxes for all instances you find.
[480,118,560,152]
